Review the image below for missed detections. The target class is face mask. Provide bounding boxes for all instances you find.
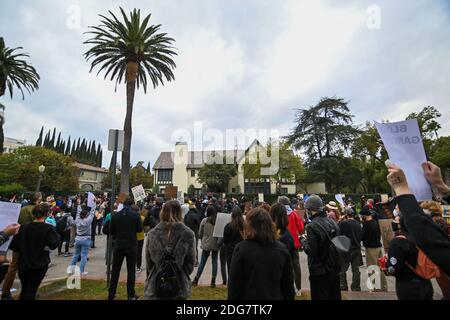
[393,209,401,217]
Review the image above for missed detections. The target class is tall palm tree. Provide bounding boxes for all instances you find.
[84,7,177,193]
[0,37,40,153]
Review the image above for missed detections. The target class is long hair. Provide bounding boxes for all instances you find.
[206,205,217,225]
[244,208,277,245]
[230,206,244,234]
[160,200,182,223]
[269,203,288,232]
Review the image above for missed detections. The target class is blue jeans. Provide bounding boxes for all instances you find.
[196,250,218,280]
[70,239,91,273]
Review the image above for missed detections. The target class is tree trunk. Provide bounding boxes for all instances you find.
[120,61,138,194]
[0,119,4,154]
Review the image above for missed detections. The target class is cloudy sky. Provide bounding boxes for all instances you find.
[1,0,449,168]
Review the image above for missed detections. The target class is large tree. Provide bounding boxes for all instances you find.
[285,97,359,190]
[84,7,177,193]
[0,37,40,153]
[0,146,79,192]
[197,157,237,193]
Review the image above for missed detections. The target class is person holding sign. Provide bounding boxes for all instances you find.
[0,224,20,247]
[387,161,450,278]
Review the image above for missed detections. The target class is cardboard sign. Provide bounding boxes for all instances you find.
[132,184,146,202]
[378,219,394,251]
[0,202,21,252]
[165,186,178,200]
[375,119,432,201]
[213,212,232,238]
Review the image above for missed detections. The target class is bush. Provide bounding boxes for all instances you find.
[0,183,26,196]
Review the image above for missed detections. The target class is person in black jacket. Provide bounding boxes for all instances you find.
[269,204,296,261]
[339,208,363,291]
[300,195,342,300]
[9,203,60,300]
[361,205,388,291]
[386,215,434,300]
[223,206,245,274]
[184,202,204,265]
[108,197,143,300]
[228,208,295,300]
[387,161,450,277]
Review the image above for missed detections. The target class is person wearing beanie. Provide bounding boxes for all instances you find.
[300,195,342,300]
[278,196,304,295]
[338,208,363,291]
[361,205,387,292]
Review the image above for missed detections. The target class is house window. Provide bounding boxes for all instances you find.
[191,170,196,177]
[281,188,288,194]
[158,169,173,182]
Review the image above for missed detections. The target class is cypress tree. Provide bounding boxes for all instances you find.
[56,132,61,152]
[36,126,44,146]
[71,138,76,156]
[43,131,50,147]
[76,138,81,158]
[96,145,102,167]
[146,162,151,173]
[65,136,71,155]
[90,141,96,164]
[50,128,56,149]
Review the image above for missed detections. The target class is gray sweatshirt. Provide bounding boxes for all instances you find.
[75,206,95,242]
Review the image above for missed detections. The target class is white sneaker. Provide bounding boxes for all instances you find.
[81,272,89,277]
[66,266,75,274]
[296,289,302,296]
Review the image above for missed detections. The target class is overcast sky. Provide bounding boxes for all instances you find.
[1,0,449,168]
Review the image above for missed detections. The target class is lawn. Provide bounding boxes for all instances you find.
[37,279,311,300]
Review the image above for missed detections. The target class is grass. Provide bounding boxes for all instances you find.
[37,279,311,300]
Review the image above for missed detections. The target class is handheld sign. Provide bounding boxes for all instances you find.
[213,212,232,238]
[87,192,96,212]
[335,194,345,207]
[131,185,146,202]
[258,193,264,203]
[378,219,394,251]
[375,119,432,201]
[0,202,21,252]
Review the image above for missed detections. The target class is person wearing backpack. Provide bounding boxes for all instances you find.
[192,206,219,287]
[300,195,342,300]
[56,207,74,257]
[144,200,196,300]
[361,205,388,291]
[386,215,434,300]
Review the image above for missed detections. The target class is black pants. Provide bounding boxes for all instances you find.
[91,221,96,248]
[0,264,8,285]
[396,278,434,300]
[108,246,137,299]
[136,240,144,269]
[97,219,103,235]
[18,267,48,300]
[310,273,341,300]
[58,230,71,254]
[219,246,227,285]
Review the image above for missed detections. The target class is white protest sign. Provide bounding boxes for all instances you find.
[375,119,432,201]
[335,194,345,207]
[87,192,96,211]
[131,184,146,202]
[0,202,21,251]
[258,193,264,202]
[213,212,232,238]
[381,194,389,202]
[177,191,184,205]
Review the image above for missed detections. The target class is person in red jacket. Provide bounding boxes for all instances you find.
[278,196,305,295]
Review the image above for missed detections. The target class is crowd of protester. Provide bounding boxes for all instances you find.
[0,161,449,300]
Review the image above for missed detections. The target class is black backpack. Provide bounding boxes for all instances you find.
[316,220,351,272]
[56,215,68,233]
[154,235,183,299]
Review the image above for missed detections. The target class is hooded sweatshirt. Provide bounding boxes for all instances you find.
[285,205,305,249]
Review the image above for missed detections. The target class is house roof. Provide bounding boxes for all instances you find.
[74,162,109,173]
[153,150,246,170]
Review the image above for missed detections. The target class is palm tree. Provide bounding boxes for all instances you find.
[84,7,177,193]
[0,37,40,153]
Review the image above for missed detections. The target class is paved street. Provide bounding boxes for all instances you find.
[2,233,443,300]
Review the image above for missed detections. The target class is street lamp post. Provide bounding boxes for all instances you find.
[36,164,45,192]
